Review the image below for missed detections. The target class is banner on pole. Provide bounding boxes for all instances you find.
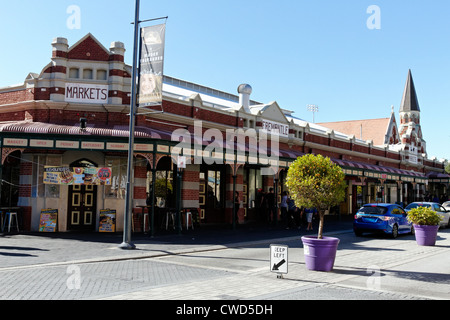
[138,23,166,107]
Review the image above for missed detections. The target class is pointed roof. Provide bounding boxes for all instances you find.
[67,33,110,61]
[400,69,420,112]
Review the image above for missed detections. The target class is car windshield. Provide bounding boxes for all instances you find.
[358,206,388,215]
[406,203,431,210]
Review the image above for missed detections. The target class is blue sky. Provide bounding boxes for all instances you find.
[1,0,449,161]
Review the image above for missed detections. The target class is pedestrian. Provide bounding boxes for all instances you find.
[287,196,299,229]
[266,188,275,224]
[305,207,317,231]
[234,191,240,225]
[280,191,289,229]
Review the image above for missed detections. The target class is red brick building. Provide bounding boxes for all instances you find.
[0,34,448,232]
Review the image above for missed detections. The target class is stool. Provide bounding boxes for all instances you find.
[2,212,19,233]
[184,210,194,230]
[165,211,175,230]
[143,213,149,233]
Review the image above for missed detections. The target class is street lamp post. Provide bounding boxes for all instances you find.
[119,0,140,250]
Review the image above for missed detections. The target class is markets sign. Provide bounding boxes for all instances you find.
[43,166,112,185]
[65,83,109,104]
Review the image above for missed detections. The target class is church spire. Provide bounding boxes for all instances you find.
[400,69,420,112]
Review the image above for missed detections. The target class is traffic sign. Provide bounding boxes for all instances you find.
[270,244,288,275]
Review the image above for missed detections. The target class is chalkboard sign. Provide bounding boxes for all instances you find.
[99,209,116,232]
[39,209,58,232]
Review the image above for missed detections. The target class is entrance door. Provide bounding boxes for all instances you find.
[68,184,97,231]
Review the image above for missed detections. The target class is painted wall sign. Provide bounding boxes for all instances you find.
[65,83,109,104]
[261,120,289,137]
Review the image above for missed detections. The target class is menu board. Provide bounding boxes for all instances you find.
[99,209,116,232]
[39,209,58,232]
[43,166,112,185]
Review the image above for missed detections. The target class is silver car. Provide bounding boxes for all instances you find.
[405,202,450,228]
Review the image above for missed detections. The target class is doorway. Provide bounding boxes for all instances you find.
[67,159,98,232]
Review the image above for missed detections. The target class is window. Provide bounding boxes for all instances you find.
[69,68,79,79]
[104,158,127,199]
[83,69,93,79]
[97,70,107,80]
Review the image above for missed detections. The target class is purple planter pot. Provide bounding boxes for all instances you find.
[301,236,340,272]
[413,224,439,246]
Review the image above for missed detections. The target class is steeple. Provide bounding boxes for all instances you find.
[400,69,420,112]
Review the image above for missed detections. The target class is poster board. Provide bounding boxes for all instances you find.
[99,209,116,232]
[39,209,58,232]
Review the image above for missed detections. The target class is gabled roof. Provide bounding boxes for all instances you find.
[400,69,420,112]
[67,33,110,61]
[317,117,394,146]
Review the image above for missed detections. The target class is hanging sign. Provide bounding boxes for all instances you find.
[43,166,112,185]
[99,209,116,232]
[39,209,58,232]
[138,23,166,106]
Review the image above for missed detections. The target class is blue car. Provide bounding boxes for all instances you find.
[353,203,414,238]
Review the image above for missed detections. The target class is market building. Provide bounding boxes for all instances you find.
[0,34,448,233]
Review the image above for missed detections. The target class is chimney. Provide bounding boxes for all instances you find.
[237,84,252,113]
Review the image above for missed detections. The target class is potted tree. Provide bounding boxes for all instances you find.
[285,154,346,271]
[407,206,442,246]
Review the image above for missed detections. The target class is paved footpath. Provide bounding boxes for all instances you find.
[0,218,449,301]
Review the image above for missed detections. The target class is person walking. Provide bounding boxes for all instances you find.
[304,207,317,231]
[234,191,240,225]
[280,191,289,229]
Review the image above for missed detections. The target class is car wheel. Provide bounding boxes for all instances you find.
[391,224,399,239]
[354,230,363,237]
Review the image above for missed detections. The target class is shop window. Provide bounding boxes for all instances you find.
[105,158,127,199]
[146,156,175,208]
[32,155,60,198]
[1,151,21,206]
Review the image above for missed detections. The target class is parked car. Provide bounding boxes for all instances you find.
[443,201,450,211]
[404,202,450,228]
[353,203,413,238]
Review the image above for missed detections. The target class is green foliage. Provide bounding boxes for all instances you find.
[407,206,443,226]
[285,154,347,212]
[445,161,450,174]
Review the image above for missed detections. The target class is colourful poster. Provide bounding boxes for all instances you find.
[39,209,58,232]
[99,209,116,232]
[43,166,112,185]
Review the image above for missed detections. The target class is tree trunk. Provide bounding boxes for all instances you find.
[318,210,325,239]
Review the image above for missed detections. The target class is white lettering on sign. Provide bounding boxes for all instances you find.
[261,120,289,137]
[65,83,109,104]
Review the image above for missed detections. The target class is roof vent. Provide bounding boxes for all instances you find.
[237,84,252,113]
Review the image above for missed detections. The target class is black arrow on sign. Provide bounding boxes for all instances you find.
[272,259,286,271]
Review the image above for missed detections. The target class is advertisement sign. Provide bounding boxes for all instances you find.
[43,166,112,185]
[99,209,116,232]
[65,83,109,104]
[138,23,166,106]
[39,209,58,232]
